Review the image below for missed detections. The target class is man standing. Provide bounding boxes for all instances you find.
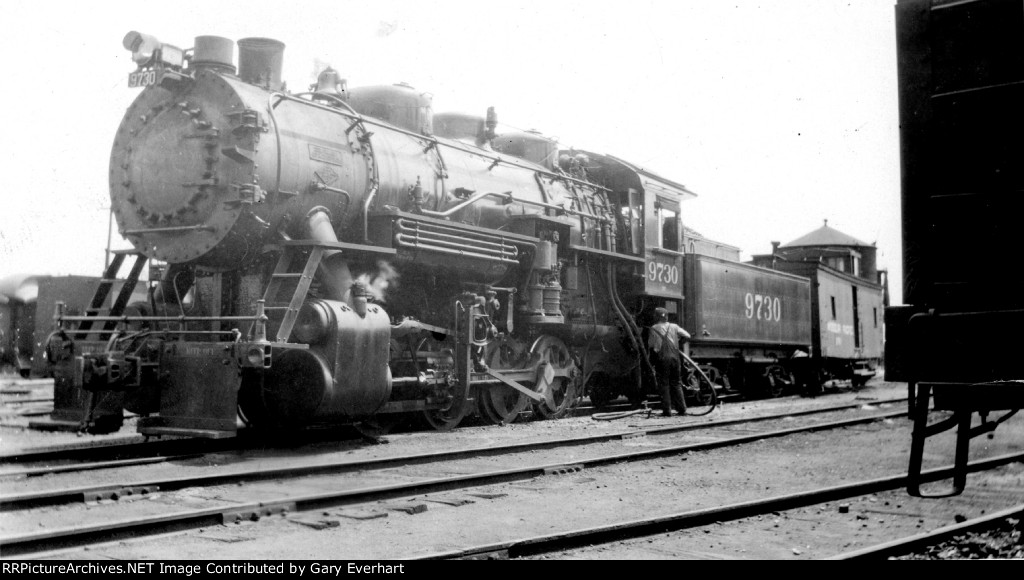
[648,307,691,416]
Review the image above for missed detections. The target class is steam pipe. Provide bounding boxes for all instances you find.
[394,220,518,255]
[393,235,520,264]
[361,185,380,244]
[393,233,516,258]
[306,207,354,302]
[417,191,610,223]
[606,263,656,393]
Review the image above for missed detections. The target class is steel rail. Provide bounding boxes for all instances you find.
[0,436,232,465]
[826,503,1024,560]
[0,399,906,505]
[412,452,1024,560]
[0,408,911,556]
[0,397,909,475]
[0,455,200,479]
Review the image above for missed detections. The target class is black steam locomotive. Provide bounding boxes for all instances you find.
[35,31,883,437]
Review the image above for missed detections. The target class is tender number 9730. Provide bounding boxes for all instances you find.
[744,293,781,321]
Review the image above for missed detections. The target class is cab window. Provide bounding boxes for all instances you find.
[657,199,680,251]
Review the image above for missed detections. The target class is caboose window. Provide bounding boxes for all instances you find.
[830,296,837,320]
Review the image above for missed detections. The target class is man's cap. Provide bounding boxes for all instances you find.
[655,307,668,317]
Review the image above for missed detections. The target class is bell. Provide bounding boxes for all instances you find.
[315,67,347,97]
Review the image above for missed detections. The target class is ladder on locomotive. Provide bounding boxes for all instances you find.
[258,244,325,343]
[74,250,148,341]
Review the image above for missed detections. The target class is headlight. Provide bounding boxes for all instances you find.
[123,31,161,65]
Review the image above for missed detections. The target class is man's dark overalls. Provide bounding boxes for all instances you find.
[649,311,689,417]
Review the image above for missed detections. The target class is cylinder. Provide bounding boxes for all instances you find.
[259,348,334,426]
[193,36,235,74]
[292,301,333,344]
[237,37,285,90]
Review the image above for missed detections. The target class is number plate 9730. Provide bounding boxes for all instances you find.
[644,255,682,296]
[128,70,158,88]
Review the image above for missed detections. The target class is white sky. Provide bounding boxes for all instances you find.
[0,0,904,304]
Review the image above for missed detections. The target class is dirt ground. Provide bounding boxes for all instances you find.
[6,377,1022,560]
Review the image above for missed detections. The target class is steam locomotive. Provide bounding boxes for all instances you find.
[35,31,881,437]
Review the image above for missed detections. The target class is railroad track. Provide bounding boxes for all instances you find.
[830,504,1024,560]
[0,395,896,470]
[0,400,916,557]
[0,399,644,467]
[0,399,905,504]
[413,455,1024,560]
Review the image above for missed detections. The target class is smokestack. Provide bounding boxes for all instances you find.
[237,37,285,90]
[192,36,235,74]
[771,241,780,254]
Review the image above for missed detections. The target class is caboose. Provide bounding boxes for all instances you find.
[750,221,887,392]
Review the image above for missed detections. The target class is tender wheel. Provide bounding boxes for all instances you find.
[762,364,793,398]
[529,336,581,419]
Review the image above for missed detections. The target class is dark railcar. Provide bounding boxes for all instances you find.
[684,255,813,397]
[0,275,118,377]
[889,0,1024,495]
